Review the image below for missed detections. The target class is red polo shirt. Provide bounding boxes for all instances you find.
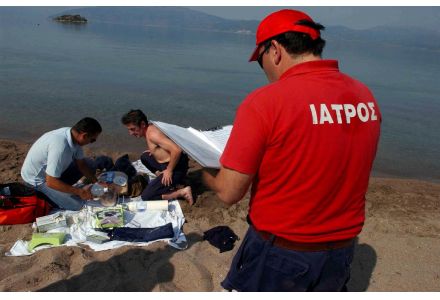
[220,60,381,243]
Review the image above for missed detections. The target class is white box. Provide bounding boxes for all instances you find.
[36,212,67,232]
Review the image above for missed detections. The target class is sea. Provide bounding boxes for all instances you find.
[1,10,439,182]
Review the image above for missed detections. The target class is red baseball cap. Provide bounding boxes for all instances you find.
[249,9,320,62]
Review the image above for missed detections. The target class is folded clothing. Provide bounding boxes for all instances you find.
[109,223,174,243]
[203,226,239,253]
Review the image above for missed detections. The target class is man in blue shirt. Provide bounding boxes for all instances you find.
[21,117,102,210]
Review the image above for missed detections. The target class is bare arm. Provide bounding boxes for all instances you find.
[202,166,254,206]
[46,174,92,200]
[149,126,182,186]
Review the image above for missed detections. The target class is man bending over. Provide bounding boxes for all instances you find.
[121,109,193,205]
[21,117,102,211]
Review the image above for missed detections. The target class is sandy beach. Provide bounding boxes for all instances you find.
[0,138,439,291]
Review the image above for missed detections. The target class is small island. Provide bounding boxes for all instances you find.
[53,14,87,23]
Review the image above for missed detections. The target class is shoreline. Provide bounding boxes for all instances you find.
[1,136,438,184]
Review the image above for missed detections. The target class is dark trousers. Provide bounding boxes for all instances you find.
[59,156,114,185]
[221,226,354,292]
[140,152,189,200]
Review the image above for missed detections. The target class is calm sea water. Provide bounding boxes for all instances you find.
[1,11,439,181]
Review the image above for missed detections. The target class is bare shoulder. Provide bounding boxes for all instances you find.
[147,125,169,142]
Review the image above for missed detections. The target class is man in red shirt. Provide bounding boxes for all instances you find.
[203,9,381,291]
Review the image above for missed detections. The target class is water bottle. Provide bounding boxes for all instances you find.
[0,186,11,196]
[113,175,127,186]
[91,184,107,198]
[99,172,115,184]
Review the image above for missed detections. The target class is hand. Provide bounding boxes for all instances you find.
[161,169,173,186]
[77,186,93,200]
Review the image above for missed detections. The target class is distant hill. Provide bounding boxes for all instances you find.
[54,7,440,50]
[54,7,257,34]
[326,25,440,50]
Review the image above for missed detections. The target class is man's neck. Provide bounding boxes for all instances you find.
[282,53,321,75]
[293,53,321,65]
[70,128,79,145]
[143,124,150,140]
[268,52,321,83]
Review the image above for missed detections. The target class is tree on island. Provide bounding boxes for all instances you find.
[53,15,87,23]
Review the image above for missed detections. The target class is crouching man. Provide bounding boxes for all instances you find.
[121,109,193,205]
[21,117,102,210]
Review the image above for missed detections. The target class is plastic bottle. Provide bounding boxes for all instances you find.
[91,184,107,197]
[0,186,11,196]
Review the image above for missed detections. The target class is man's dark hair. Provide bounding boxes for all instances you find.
[261,20,326,57]
[72,117,102,135]
[121,109,148,127]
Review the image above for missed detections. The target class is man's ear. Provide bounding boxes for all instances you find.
[272,40,282,66]
[79,132,90,142]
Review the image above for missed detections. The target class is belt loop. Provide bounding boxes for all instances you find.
[326,242,334,250]
[248,216,275,246]
[246,214,252,226]
[268,234,275,245]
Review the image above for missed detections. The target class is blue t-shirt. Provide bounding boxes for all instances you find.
[21,127,84,186]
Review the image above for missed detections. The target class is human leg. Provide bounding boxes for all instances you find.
[161,186,193,205]
[140,152,167,174]
[163,154,192,203]
[140,152,191,202]
[140,176,171,200]
[172,153,189,185]
[60,156,114,185]
[311,244,354,291]
[36,183,85,211]
[140,152,188,179]
[59,158,93,185]
[140,174,193,204]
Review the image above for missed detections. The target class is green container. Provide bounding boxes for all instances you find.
[28,232,66,251]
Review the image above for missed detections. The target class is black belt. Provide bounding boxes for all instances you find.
[256,228,354,252]
[247,215,354,252]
